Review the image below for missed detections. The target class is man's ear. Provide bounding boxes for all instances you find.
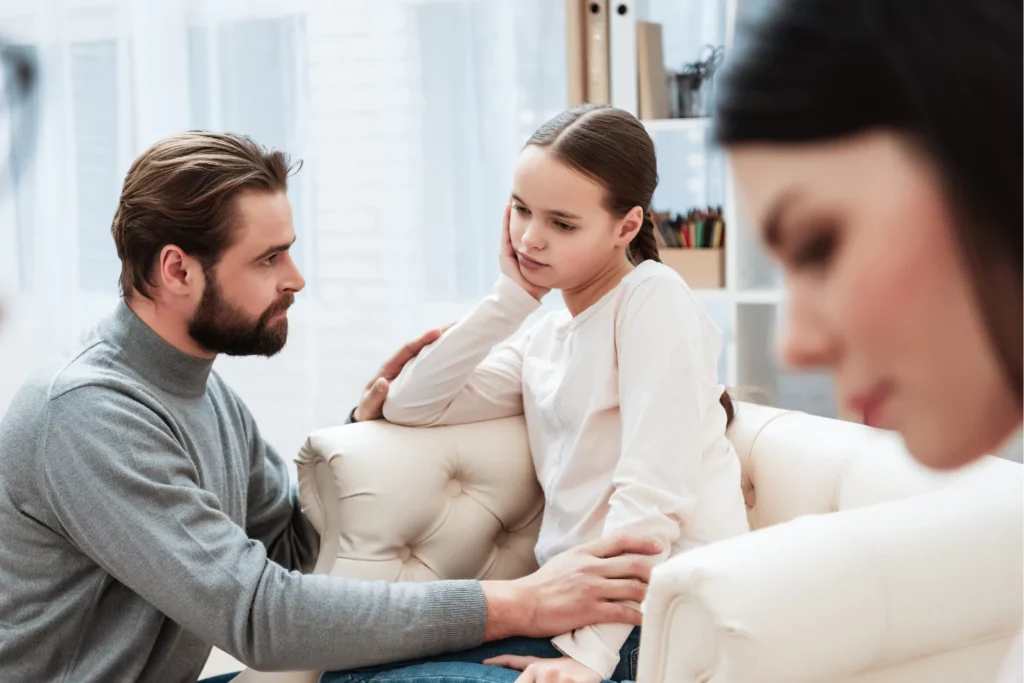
[157,245,201,297]
[615,206,645,246]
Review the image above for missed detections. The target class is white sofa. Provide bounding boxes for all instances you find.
[226,402,1022,683]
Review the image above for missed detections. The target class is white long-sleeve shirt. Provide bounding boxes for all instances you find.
[384,261,750,678]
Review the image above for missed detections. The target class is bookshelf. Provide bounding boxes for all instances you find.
[596,0,842,418]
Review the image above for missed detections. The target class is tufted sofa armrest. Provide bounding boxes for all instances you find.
[230,417,543,683]
[295,415,543,583]
[636,457,1024,683]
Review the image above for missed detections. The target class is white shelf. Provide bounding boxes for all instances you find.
[642,117,712,134]
[736,289,786,305]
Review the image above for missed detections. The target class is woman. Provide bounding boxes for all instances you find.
[714,0,1022,680]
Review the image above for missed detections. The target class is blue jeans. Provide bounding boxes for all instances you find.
[320,628,640,683]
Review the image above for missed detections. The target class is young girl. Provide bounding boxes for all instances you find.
[331,104,749,683]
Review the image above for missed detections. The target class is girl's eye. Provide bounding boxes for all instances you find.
[554,220,576,232]
[513,204,530,216]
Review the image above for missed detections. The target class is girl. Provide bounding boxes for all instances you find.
[330,104,749,683]
[713,1,1021,681]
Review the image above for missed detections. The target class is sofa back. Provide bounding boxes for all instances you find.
[296,402,1015,583]
[728,402,1013,530]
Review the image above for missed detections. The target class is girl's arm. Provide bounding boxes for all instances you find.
[552,275,724,679]
[382,274,542,427]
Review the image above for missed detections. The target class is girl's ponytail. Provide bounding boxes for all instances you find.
[628,209,662,264]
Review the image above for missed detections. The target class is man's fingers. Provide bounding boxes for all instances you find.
[380,327,448,378]
[353,378,389,422]
[593,553,654,583]
[483,655,538,671]
[596,578,648,604]
[596,601,644,627]
[588,533,662,560]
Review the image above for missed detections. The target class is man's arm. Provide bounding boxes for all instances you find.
[240,402,320,573]
[39,386,487,672]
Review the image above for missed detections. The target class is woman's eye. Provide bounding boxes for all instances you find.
[513,204,530,216]
[791,230,836,269]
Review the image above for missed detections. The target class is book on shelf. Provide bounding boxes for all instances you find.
[637,21,670,120]
[565,0,611,105]
[565,0,587,106]
[585,0,610,103]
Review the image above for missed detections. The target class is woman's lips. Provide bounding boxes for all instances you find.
[516,252,547,271]
[846,383,893,428]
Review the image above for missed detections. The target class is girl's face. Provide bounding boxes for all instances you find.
[730,131,1020,469]
[509,145,641,292]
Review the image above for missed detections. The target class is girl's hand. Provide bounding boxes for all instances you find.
[499,202,550,301]
[483,655,603,683]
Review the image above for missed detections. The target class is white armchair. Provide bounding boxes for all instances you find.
[230,402,1022,683]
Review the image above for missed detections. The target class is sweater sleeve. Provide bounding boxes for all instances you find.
[552,277,720,678]
[239,399,321,573]
[38,386,488,672]
[383,274,542,426]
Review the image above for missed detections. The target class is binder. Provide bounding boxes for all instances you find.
[584,0,610,104]
[637,21,670,120]
[566,0,587,106]
[609,0,638,115]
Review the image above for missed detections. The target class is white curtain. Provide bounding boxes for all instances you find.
[0,0,567,470]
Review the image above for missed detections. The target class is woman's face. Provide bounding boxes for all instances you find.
[730,131,1020,469]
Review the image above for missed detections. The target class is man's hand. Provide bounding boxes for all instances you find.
[480,534,661,642]
[483,655,602,683]
[352,324,453,422]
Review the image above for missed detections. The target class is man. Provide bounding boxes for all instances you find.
[0,132,658,682]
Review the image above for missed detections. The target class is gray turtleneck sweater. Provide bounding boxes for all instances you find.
[0,301,487,682]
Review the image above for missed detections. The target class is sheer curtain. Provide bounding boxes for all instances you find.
[0,0,567,470]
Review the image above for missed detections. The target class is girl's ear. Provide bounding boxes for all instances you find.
[615,206,644,246]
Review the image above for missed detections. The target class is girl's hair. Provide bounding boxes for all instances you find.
[527,104,737,426]
[526,104,661,265]
[713,0,1023,401]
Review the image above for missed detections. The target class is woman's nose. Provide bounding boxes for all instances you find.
[778,297,837,371]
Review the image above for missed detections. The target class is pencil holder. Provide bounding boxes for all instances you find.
[660,247,724,289]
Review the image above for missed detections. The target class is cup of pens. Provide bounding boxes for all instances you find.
[653,206,725,289]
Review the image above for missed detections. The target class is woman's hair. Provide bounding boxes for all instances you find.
[528,105,737,426]
[713,0,1023,400]
[526,104,661,265]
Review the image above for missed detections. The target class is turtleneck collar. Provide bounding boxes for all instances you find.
[101,299,214,398]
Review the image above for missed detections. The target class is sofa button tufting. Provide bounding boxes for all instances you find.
[398,546,412,561]
[445,479,463,497]
[494,530,509,546]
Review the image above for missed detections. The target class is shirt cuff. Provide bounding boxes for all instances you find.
[551,629,621,680]
[494,273,544,313]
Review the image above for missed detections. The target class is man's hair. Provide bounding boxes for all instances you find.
[111,131,298,298]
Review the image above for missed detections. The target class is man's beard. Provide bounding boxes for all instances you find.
[188,274,293,358]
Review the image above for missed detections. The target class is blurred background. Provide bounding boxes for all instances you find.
[0,0,840,469]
